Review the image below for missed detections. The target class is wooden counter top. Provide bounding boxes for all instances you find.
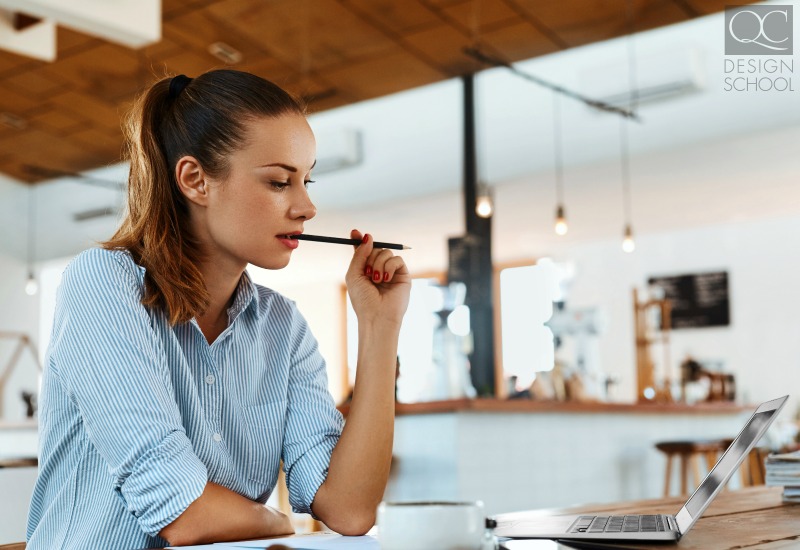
[337,398,751,417]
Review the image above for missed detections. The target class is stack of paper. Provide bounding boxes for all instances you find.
[765,451,800,503]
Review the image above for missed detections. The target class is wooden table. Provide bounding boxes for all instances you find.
[497,486,799,549]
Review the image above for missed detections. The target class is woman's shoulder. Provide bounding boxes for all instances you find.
[63,247,144,293]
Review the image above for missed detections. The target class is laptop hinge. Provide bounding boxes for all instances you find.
[667,515,679,534]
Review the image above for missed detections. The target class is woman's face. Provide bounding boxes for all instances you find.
[199,113,317,272]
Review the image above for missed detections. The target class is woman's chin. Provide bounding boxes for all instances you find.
[250,255,292,271]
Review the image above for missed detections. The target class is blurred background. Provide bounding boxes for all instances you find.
[1,0,799,541]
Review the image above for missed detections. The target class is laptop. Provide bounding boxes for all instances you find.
[492,395,788,543]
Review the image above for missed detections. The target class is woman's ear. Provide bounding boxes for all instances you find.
[175,156,208,206]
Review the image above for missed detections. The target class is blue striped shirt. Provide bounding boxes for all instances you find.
[27,248,344,549]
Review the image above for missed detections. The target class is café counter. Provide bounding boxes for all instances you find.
[0,420,39,544]
[338,398,753,516]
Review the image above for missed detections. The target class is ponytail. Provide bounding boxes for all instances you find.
[104,70,305,325]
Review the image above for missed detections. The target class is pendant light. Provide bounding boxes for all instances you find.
[552,92,568,236]
[620,119,635,253]
[620,0,638,253]
[25,184,38,295]
[469,0,493,220]
[475,184,494,218]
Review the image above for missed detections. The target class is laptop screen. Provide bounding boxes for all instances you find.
[684,410,774,516]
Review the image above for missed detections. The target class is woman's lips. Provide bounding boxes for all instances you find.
[277,235,300,249]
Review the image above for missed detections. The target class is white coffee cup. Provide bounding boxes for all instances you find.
[377,500,491,550]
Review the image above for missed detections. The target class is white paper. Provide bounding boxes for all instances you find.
[214,533,380,549]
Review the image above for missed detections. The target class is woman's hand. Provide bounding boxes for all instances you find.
[345,229,411,327]
[159,482,294,546]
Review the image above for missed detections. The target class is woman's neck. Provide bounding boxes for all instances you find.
[196,260,244,344]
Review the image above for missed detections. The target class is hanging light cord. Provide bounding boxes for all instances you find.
[620,120,632,225]
[553,92,564,205]
[626,0,640,113]
[27,185,36,275]
[621,0,638,228]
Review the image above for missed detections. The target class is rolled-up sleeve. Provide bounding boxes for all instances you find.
[50,249,207,536]
[281,305,344,515]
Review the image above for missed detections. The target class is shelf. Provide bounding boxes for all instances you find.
[337,398,751,417]
[0,420,38,431]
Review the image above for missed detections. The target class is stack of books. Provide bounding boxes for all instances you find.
[765,451,800,503]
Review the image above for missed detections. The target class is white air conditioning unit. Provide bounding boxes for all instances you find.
[580,46,705,111]
[312,128,363,175]
[72,205,118,222]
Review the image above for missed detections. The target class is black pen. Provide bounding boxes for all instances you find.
[289,233,411,250]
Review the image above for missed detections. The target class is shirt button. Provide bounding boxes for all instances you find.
[212,433,222,442]
[205,374,215,385]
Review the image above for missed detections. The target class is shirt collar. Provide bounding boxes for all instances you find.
[227,269,260,322]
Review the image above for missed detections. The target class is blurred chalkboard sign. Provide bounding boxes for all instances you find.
[647,271,730,329]
[447,236,474,284]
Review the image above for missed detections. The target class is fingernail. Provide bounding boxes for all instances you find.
[384,271,390,282]
[373,271,381,282]
[365,266,372,276]
[362,234,369,243]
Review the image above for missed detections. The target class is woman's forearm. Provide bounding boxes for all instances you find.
[159,481,293,546]
[311,320,400,534]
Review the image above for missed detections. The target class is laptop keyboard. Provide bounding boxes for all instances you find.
[569,515,666,533]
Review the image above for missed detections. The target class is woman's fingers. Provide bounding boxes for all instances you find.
[379,256,407,283]
[346,229,372,281]
[366,248,394,283]
[352,231,408,285]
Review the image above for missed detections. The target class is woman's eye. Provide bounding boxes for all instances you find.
[269,180,291,190]
[304,180,315,189]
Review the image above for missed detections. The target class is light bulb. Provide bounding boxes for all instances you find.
[622,224,636,253]
[475,195,493,218]
[25,273,38,296]
[554,204,568,236]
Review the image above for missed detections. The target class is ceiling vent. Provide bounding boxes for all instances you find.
[581,47,705,111]
[313,128,363,175]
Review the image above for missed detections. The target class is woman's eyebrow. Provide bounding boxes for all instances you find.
[259,159,317,172]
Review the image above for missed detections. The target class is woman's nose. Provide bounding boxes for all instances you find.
[291,189,316,220]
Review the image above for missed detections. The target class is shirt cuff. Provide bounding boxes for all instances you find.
[119,430,208,537]
[285,434,339,516]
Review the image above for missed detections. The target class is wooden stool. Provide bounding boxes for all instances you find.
[655,439,729,497]
[740,447,769,487]
[720,439,770,488]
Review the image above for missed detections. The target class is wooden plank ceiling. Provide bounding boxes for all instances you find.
[0,0,732,183]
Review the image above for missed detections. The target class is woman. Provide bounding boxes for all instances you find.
[26,70,410,549]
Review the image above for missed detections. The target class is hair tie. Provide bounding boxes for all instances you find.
[168,74,192,99]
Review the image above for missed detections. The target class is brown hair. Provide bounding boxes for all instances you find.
[104,69,305,325]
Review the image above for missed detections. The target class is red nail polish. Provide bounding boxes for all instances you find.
[384,271,390,282]
[373,271,381,282]
[362,234,369,243]
[365,266,372,276]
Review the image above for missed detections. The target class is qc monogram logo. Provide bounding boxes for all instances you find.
[725,5,793,55]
